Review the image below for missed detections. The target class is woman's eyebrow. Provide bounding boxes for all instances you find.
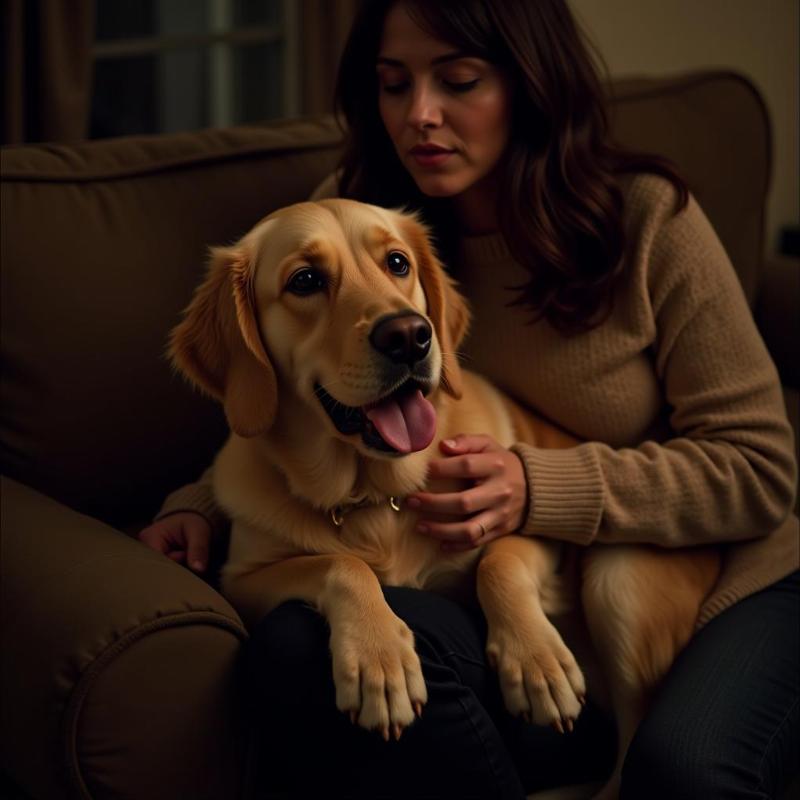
[376,52,470,68]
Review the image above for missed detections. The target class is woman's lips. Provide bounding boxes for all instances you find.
[409,145,455,168]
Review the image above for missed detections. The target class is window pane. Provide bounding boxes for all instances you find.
[96,0,212,41]
[160,49,210,132]
[91,0,295,137]
[91,49,211,137]
[91,56,158,137]
[234,41,284,123]
[234,0,283,28]
[96,0,156,41]
[157,0,210,37]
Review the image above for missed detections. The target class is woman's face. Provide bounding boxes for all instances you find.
[377,2,513,203]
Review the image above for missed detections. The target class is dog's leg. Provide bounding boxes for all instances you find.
[477,535,586,731]
[580,545,720,800]
[224,554,428,740]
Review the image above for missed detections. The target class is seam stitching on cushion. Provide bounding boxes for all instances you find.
[1,138,342,184]
[62,611,247,800]
[610,69,762,106]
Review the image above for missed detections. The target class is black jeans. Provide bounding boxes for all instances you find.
[242,571,799,799]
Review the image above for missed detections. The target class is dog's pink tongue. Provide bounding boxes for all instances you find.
[365,389,436,453]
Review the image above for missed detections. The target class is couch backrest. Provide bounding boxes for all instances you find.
[1,118,343,527]
[609,71,770,304]
[0,72,771,529]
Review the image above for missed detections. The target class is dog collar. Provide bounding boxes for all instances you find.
[330,495,402,528]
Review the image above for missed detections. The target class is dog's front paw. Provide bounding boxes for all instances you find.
[487,615,585,732]
[329,610,428,740]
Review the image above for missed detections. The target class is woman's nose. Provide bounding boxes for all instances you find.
[406,85,442,130]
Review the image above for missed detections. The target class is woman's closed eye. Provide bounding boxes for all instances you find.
[443,78,480,93]
[379,77,481,96]
[381,80,410,95]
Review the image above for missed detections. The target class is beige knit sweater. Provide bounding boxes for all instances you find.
[158,173,798,628]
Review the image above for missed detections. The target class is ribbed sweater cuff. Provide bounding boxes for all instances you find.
[154,481,230,536]
[510,443,604,545]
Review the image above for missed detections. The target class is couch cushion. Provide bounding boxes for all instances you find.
[1,118,342,527]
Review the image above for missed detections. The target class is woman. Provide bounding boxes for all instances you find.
[139,1,799,797]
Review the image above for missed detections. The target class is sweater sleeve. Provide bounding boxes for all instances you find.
[513,190,797,548]
[154,466,230,535]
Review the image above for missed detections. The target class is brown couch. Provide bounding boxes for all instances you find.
[2,71,798,800]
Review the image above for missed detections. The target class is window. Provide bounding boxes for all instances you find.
[91,0,299,138]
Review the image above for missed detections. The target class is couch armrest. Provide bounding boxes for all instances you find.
[0,477,250,800]
[756,254,800,389]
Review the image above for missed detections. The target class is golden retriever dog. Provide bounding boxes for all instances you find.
[170,199,719,799]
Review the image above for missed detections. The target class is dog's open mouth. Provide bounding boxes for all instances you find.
[314,380,436,455]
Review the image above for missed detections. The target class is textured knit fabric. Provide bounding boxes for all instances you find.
[157,173,799,628]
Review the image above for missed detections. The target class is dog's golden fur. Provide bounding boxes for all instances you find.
[170,199,719,798]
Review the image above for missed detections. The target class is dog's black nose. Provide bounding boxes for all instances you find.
[370,312,432,366]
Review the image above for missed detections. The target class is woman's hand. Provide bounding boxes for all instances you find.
[138,512,212,574]
[407,435,529,552]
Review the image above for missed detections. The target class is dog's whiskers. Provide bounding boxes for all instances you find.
[319,377,345,394]
[440,350,474,365]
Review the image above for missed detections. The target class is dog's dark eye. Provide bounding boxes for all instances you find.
[387,251,410,277]
[286,267,326,296]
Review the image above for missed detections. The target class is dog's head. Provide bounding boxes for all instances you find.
[170,199,470,458]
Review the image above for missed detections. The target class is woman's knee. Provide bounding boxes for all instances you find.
[242,600,333,704]
[621,715,745,800]
[621,720,691,799]
[381,585,486,661]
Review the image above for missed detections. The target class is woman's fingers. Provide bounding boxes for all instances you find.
[408,434,530,550]
[439,434,496,454]
[184,520,211,573]
[425,451,506,481]
[138,513,212,572]
[409,483,512,516]
[416,513,506,549]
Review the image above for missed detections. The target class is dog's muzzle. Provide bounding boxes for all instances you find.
[315,312,437,455]
[315,377,435,455]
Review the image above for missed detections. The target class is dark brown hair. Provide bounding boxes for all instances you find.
[334,0,688,334]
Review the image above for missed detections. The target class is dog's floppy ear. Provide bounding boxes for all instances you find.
[398,214,471,399]
[169,245,277,437]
